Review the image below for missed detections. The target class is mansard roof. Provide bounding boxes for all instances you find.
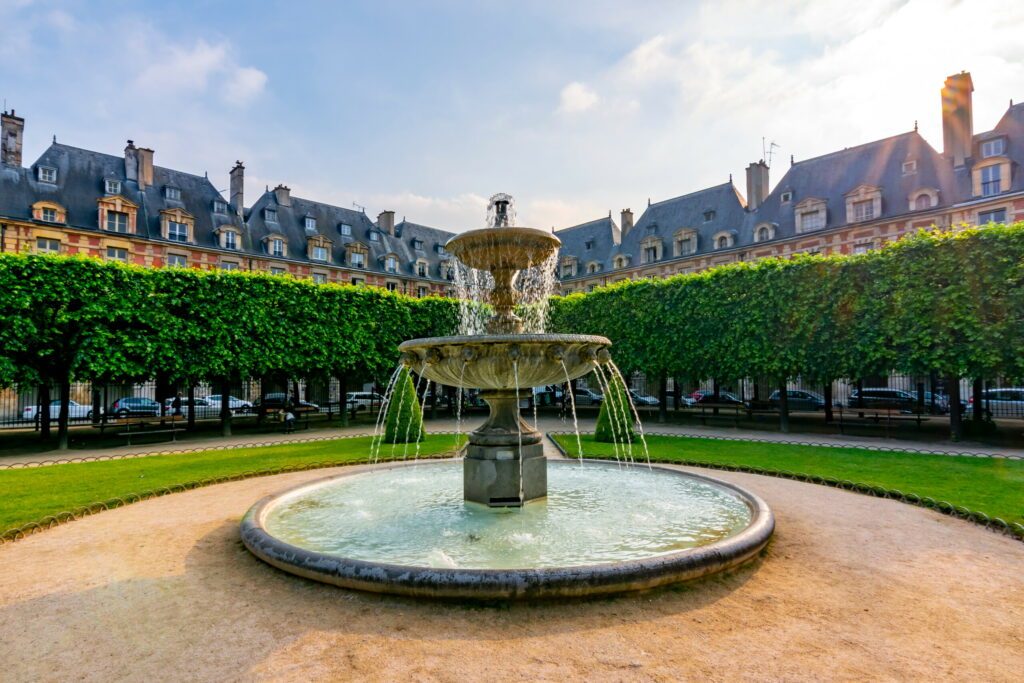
[554,216,619,270]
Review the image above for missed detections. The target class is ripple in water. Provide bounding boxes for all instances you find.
[264,462,752,570]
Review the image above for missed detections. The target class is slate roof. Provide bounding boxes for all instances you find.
[245,190,456,280]
[553,216,619,272]
[979,102,1024,194]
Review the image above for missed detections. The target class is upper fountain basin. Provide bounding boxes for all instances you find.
[445,227,561,273]
[398,334,611,389]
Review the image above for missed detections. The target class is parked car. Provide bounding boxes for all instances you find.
[847,388,917,413]
[689,390,744,406]
[768,389,826,412]
[965,387,1024,419]
[573,388,603,406]
[162,397,220,419]
[921,391,952,415]
[204,394,253,413]
[108,397,161,418]
[23,399,100,422]
[346,392,384,412]
[253,393,320,412]
[629,390,660,406]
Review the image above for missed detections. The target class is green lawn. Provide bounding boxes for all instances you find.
[554,434,1024,525]
[0,434,464,533]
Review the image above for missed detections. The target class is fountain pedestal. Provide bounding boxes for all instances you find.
[463,389,546,507]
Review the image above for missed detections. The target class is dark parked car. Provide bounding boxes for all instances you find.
[689,390,744,406]
[629,390,660,406]
[108,397,161,418]
[252,393,320,412]
[768,389,827,412]
[573,388,603,406]
[847,388,917,412]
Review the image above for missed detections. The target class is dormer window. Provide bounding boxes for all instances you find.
[585,240,593,251]
[38,166,56,183]
[105,179,122,195]
[312,245,328,261]
[107,211,129,233]
[674,228,697,257]
[385,255,398,273]
[416,259,427,277]
[224,231,238,250]
[713,231,735,250]
[164,187,181,201]
[213,200,227,214]
[413,238,424,250]
[339,223,352,236]
[437,244,447,256]
[902,160,917,175]
[587,262,600,274]
[981,165,1001,196]
[981,138,1005,158]
[781,191,792,203]
[640,236,662,264]
[852,199,874,221]
[369,231,380,242]
[351,252,365,268]
[270,238,285,257]
[265,209,278,222]
[168,221,189,243]
[703,210,715,222]
[754,223,776,243]
[41,208,57,223]
[305,216,317,230]
[801,209,824,231]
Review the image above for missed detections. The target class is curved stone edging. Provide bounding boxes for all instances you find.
[545,432,1024,542]
[239,459,775,600]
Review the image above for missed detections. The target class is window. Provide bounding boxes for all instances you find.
[386,282,398,292]
[224,231,238,250]
[981,165,1001,196]
[265,209,277,222]
[703,210,715,222]
[106,211,129,233]
[437,245,447,256]
[105,179,121,195]
[417,286,427,298]
[978,208,1007,225]
[756,226,770,242]
[339,223,352,236]
[853,242,871,255]
[351,277,364,286]
[585,240,593,251]
[981,139,1005,158]
[561,262,576,278]
[167,221,189,243]
[416,261,427,277]
[270,266,286,276]
[413,239,423,250]
[716,236,728,249]
[41,207,57,223]
[369,231,380,242]
[676,236,694,256]
[38,167,56,183]
[213,200,227,214]
[852,199,874,222]
[643,246,658,263]
[167,254,187,268]
[587,262,599,274]
[221,261,240,271]
[386,255,397,272]
[270,238,284,257]
[106,247,128,261]
[305,216,316,230]
[312,245,328,261]
[914,194,932,210]
[800,210,825,231]
[781,191,792,203]
[351,252,365,268]
[164,187,180,200]
[902,161,917,175]
[36,237,60,253]
[312,273,327,284]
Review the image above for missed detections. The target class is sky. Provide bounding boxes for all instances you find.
[2,0,1023,231]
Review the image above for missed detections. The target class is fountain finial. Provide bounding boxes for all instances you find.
[486,192,516,229]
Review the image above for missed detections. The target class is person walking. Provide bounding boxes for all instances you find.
[171,393,183,417]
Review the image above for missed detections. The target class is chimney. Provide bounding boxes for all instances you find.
[1,110,25,167]
[229,161,245,217]
[942,71,974,167]
[620,208,634,236]
[378,210,396,236]
[137,147,154,188]
[124,140,139,181]
[273,184,291,207]
[745,159,770,210]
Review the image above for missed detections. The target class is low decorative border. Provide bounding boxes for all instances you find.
[546,432,1024,543]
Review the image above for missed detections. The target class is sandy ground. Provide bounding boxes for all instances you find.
[1,462,1022,682]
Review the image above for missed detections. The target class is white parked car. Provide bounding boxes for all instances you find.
[965,388,1024,419]
[204,395,253,413]
[346,392,384,412]
[23,400,99,422]
[162,397,221,419]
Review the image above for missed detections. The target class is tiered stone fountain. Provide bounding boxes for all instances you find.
[240,195,774,600]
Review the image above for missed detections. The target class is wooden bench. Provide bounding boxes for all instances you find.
[115,427,186,446]
[837,407,930,436]
[687,403,749,426]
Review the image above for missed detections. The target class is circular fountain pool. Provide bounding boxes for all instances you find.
[241,460,774,600]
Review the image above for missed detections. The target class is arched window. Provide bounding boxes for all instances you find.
[914,194,931,210]
[757,226,770,242]
[717,235,728,249]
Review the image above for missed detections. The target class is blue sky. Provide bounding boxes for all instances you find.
[3,0,1023,230]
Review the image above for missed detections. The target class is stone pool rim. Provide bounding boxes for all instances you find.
[240,459,775,600]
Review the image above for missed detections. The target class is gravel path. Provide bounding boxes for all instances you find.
[0,463,1021,681]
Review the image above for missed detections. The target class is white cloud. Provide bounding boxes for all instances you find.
[225,67,269,105]
[557,81,599,114]
[133,39,267,105]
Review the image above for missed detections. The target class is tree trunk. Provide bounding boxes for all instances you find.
[972,378,984,423]
[712,378,720,416]
[856,378,865,412]
[916,381,926,415]
[948,376,963,441]
[657,373,668,423]
[672,376,681,410]
[57,377,71,450]
[187,382,196,430]
[220,378,232,437]
[339,374,349,426]
[823,382,834,423]
[778,379,790,433]
[38,383,51,439]
[91,386,102,427]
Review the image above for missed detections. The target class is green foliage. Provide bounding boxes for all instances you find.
[383,367,425,443]
[550,222,1024,384]
[594,372,636,443]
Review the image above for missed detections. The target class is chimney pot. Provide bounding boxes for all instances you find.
[273,184,291,207]
[229,161,245,218]
[1,109,25,167]
[620,208,634,237]
[745,159,770,211]
[378,210,396,236]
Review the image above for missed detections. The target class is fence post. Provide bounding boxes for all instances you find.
[57,377,71,450]
[948,376,963,441]
[91,386,102,427]
[657,373,668,423]
[712,378,720,416]
[38,383,51,439]
[823,382,834,423]
[339,374,349,426]
[972,378,984,425]
[187,383,196,430]
[778,379,790,433]
[220,379,232,437]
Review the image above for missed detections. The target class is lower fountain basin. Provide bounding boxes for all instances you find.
[240,460,774,600]
[398,333,611,389]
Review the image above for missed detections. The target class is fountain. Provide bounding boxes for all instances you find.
[241,194,774,600]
